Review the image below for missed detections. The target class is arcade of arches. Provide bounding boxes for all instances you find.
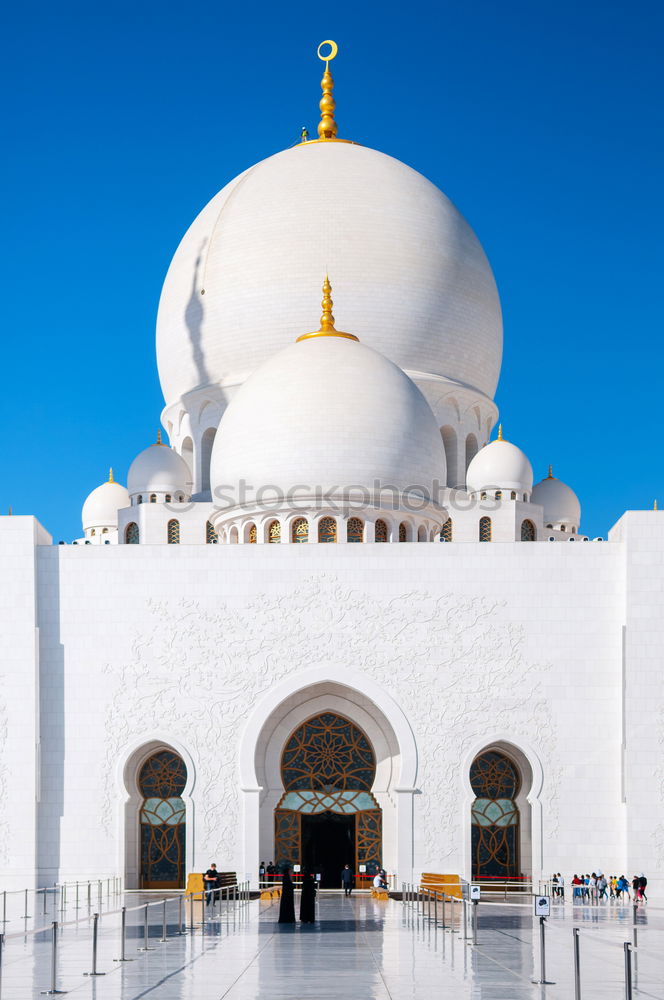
[274,712,383,887]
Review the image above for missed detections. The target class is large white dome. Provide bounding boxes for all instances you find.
[210,333,447,510]
[157,141,502,409]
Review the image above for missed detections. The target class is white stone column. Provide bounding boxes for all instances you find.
[241,786,263,891]
[394,787,416,885]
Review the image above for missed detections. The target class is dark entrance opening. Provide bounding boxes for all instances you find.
[301,812,354,889]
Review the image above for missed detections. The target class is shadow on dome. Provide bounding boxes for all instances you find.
[184,240,210,390]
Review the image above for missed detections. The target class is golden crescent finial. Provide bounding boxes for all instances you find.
[156,429,163,446]
[547,464,554,479]
[108,467,114,483]
[317,39,338,140]
[655,499,659,511]
[497,424,503,441]
[296,276,359,343]
[317,39,338,63]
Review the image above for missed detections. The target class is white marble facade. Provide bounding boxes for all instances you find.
[1,58,663,896]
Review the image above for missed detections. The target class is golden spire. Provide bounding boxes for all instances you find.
[547,464,554,479]
[155,430,163,446]
[497,424,503,441]
[317,40,338,140]
[296,276,359,343]
[108,467,115,483]
[655,499,659,511]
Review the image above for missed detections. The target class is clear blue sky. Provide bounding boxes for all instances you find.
[2,0,662,540]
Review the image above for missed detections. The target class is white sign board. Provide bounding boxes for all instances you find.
[293,864,301,873]
[470,885,481,901]
[534,896,550,916]
[359,864,367,873]
[316,874,321,882]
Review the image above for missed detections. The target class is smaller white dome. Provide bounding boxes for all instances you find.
[82,472,130,532]
[532,468,581,529]
[127,435,192,498]
[466,431,533,495]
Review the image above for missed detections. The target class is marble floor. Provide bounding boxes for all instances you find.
[0,890,662,998]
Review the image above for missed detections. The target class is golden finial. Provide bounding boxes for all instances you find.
[8,506,12,516]
[547,464,554,479]
[497,424,503,441]
[155,430,163,446]
[296,276,359,343]
[317,40,338,140]
[655,499,659,511]
[108,467,115,483]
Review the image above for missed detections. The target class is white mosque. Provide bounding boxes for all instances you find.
[2,42,662,894]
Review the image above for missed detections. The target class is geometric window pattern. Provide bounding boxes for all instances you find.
[282,713,376,791]
[347,517,363,543]
[138,750,187,888]
[248,523,257,543]
[125,522,139,544]
[167,519,180,544]
[292,517,309,543]
[399,522,407,542]
[206,521,218,544]
[470,750,520,879]
[318,516,336,543]
[479,516,492,542]
[441,518,453,542]
[520,519,536,541]
[375,519,388,543]
[268,520,281,543]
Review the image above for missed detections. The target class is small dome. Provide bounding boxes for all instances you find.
[210,300,446,510]
[532,467,581,529]
[127,434,192,498]
[82,471,129,532]
[466,430,533,495]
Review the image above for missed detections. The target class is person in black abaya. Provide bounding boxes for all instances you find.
[299,872,316,924]
[278,869,296,923]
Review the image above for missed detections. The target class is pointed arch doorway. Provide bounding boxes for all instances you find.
[274,712,382,887]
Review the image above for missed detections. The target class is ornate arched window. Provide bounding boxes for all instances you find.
[470,749,520,879]
[125,522,139,544]
[139,749,187,889]
[137,495,143,505]
[347,517,363,543]
[495,490,502,500]
[268,520,281,543]
[91,528,96,536]
[206,521,218,544]
[441,518,453,542]
[102,527,108,534]
[150,494,157,504]
[165,494,172,503]
[248,523,257,544]
[292,518,308,543]
[521,519,536,541]
[282,713,375,791]
[167,519,180,544]
[318,516,336,543]
[479,516,492,542]
[417,525,427,541]
[511,491,517,500]
[399,522,407,542]
[375,519,388,543]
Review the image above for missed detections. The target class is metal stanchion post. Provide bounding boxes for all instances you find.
[178,894,184,934]
[83,913,105,977]
[160,898,168,942]
[138,903,154,951]
[573,927,581,1000]
[87,882,91,908]
[0,931,4,996]
[97,881,102,911]
[434,892,438,927]
[23,888,31,924]
[2,890,6,926]
[427,890,431,921]
[106,879,110,901]
[624,942,633,1000]
[113,907,133,962]
[75,882,79,912]
[532,916,555,984]
[189,894,194,932]
[472,900,478,945]
[43,888,47,915]
[40,920,67,995]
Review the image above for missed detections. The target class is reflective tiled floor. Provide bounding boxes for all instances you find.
[1,891,663,998]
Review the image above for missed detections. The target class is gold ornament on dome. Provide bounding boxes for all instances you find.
[317,40,338,140]
[296,276,359,343]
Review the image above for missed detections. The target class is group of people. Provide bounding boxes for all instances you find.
[278,870,317,924]
[551,871,648,903]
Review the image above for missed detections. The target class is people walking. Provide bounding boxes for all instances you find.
[204,863,220,906]
[638,873,648,902]
[341,864,354,897]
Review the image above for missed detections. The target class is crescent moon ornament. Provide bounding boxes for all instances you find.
[317,39,338,63]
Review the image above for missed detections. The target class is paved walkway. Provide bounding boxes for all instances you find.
[1,891,663,998]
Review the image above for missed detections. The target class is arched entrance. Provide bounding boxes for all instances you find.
[137,749,187,889]
[470,748,522,881]
[274,712,382,887]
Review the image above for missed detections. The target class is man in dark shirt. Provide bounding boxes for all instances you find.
[341,864,354,896]
[204,863,219,905]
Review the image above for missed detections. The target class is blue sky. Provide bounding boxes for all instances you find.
[2,0,662,540]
